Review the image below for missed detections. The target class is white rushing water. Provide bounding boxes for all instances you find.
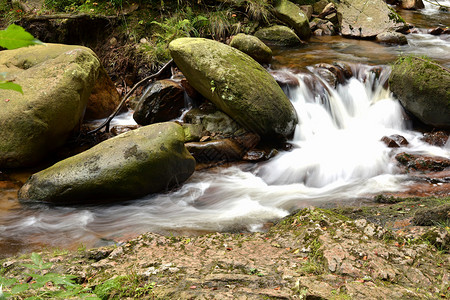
[422,0,450,14]
[2,63,449,251]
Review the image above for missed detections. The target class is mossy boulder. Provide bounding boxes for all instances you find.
[229,33,272,64]
[255,25,304,46]
[169,38,298,139]
[0,44,101,168]
[273,0,311,40]
[18,122,196,204]
[337,0,407,38]
[389,56,450,128]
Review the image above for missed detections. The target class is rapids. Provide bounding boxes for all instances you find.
[0,4,449,258]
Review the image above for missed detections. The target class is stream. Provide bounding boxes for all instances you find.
[0,3,449,258]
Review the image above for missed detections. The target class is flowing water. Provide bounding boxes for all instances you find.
[0,5,449,258]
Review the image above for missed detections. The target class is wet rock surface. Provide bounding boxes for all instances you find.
[376,32,408,45]
[389,56,450,128]
[133,79,185,125]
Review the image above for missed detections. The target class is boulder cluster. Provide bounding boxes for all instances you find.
[0,0,448,205]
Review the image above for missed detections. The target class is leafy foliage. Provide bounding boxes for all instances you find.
[94,274,156,299]
[44,0,124,11]
[0,253,100,299]
[0,25,43,94]
[0,24,43,50]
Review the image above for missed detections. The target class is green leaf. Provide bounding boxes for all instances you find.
[0,81,23,94]
[21,263,39,270]
[31,253,43,267]
[11,283,29,294]
[0,278,17,287]
[0,24,43,50]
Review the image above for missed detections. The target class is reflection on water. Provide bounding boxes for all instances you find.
[1,6,450,258]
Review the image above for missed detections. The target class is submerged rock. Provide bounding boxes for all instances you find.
[421,131,449,147]
[0,44,101,168]
[255,25,304,47]
[273,0,311,40]
[133,79,185,125]
[337,0,407,38]
[18,122,195,204]
[229,33,272,64]
[169,38,298,139]
[186,133,260,163]
[395,152,450,172]
[389,56,450,128]
[376,32,408,45]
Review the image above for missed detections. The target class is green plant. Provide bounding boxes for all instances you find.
[0,24,43,94]
[207,9,235,40]
[94,273,156,299]
[244,0,272,23]
[0,253,100,299]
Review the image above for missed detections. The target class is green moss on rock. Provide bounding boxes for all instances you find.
[0,44,101,168]
[18,122,196,204]
[169,38,298,139]
[389,56,450,128]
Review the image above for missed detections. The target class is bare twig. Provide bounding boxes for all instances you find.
[88,59,174,135]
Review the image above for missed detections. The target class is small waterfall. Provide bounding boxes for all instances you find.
[258,65,405,187]
[423,0,450,14]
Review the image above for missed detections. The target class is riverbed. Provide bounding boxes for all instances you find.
[0,3,449,258]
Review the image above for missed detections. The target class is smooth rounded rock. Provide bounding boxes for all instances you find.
[273,0,311,40]
[230,33,272,64]
[376,32,408,45]
[389,56,450,128]
[169,38,298,139]
[0,44,101,168]
[255,25,304,47]
[18,122,196,204]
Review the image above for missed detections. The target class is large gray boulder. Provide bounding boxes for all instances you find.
[18,122,196,204]
[273,0,311,40]
[255,25,304,46]
[229,33,272,64]
[169,38,298,139]
[337,0,407,38]
[0,44,101,168]
[389,56,450,128]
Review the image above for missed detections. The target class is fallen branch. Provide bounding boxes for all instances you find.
[88,59,174,135]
